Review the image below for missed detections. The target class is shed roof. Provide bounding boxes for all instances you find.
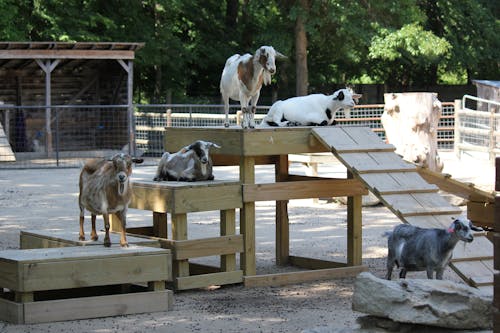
[472,80,500,89]
[0,41,144,73]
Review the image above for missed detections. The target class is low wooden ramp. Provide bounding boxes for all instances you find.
[312,126,494,293]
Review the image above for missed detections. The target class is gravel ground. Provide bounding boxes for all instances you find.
[0,151,493,332]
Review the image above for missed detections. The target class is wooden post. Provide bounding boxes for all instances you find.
[153,212,168,238]
[275,155,290,265]
[240,156,256,275]
[171,213,189,281]
[221,209,236,272]
[347,171,362,266]
[166,109,172,127]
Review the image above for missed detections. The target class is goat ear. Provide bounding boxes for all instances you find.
[334,91,345,101]
[132,158,144,164]
[352,93,362,100]
[210,142,221,149]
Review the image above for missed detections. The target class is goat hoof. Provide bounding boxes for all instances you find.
[224,122,229,128]
[91,235,98,241]
[120,242,129,247]
[104,241,111,247]
[79,236,85,241]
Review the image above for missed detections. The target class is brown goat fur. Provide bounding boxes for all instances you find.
[78,153,143,247]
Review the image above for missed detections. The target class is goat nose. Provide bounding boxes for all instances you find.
[118,174,126,182]
[201,157,208,163]
[268,68,276,74]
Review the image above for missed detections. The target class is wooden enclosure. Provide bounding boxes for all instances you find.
[0,42,143,154]
[122,127,368,290]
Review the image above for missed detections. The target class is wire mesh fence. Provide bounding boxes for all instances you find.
[1,102,456,168]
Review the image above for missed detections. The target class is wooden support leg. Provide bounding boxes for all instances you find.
[148,280,166,291]
[153,212,168,238]
[220,209,236,272]
[347,194,362,266]
[171,213,189,285]
[240,156,256,276]
[15,291,33,303]
[109,213,122,233]
[276,155,290,265]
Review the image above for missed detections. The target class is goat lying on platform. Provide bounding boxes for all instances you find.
[79,153,143,247]
[220,45,285,129]
[258,88,361,127]
[153,140,221,182]
[385,217,483,280]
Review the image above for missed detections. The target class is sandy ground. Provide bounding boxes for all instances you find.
[0,151,494,332]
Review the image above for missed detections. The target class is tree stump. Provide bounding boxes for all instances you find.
[382,92,443,172]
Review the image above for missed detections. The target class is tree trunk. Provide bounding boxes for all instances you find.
[295,0,309,96]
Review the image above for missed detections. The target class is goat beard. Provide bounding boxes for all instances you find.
[117,180,127,195]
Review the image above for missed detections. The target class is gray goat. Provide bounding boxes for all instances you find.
[153,140,220,182]
[385,217,482,280]
[79,153,143,247]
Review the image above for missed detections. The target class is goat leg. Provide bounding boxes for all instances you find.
[115,210,129,247]
[249,106,256,128]
[79,214,85,241]
[427,269,435,279]
[399,268,407,279]
[241,107,249,129]
[102,214,111,247]
[90,214,98,241]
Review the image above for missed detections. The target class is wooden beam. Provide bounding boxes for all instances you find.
[0,49,136,60]
[243,265,368,288]
[243,179,367,202]
[174,235,243,260]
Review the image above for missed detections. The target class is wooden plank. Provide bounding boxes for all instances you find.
[0,49,136,60]
[23,290,173,324]
[467,201,494,227]
[340,152,416,173]
[176,270,243,290]
[312,127,395,153]
[243,179,367,202]
[174,235,243,260]
[20,230,160,249]
[275,154,290,266]
[404,215,459,229]
[289,256,347,270]
[240,156,256,276]
[221,209,237,272]
[348,190,363,266]
[243,265,368,288]
[171,213,189,279]
[0,297,23,324]
[359,172,438,195]
[170,183,242,214]
[450,260,494,287]
[417,166,495,203]
[380,193,460,217]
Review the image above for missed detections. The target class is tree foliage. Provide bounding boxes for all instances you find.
[0,0,497,102]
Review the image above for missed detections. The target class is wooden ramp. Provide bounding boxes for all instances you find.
[312,126,494,293]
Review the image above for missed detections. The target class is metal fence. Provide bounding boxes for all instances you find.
[1,102,456,168]
[454,95,500,163]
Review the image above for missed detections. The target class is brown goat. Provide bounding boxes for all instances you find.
[78,153,143,247]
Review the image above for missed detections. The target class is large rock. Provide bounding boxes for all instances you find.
[352,272,493,330]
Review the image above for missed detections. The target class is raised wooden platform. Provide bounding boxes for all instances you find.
[0,245,173,324]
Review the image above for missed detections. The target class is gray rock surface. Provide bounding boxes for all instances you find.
[352,272,493,330]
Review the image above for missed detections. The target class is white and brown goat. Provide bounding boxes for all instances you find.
[220,45,285,129]
[78,153,143,247]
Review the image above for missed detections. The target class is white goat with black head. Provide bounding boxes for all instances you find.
[259,88,361,127]
[79,153,143,247]
[220,45,285,129]
[154,140,220,182]
[385,217,483,280]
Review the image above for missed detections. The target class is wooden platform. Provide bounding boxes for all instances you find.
[312,126,494,294]
[0,245,173,324]
[20,229,161,249]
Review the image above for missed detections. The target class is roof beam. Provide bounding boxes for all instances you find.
[0,49,136,60]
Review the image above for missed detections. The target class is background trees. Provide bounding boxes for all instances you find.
[0,0,498,103]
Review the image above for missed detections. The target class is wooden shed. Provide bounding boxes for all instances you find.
[0,42,143,156]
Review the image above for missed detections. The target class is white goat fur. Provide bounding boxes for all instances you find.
[220,46,284,129]
[79,153,143,247]
[259,88,362,127]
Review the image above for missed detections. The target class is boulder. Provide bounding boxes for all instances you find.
[352,272,493,330]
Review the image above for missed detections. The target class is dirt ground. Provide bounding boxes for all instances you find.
[0,151,494,332]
